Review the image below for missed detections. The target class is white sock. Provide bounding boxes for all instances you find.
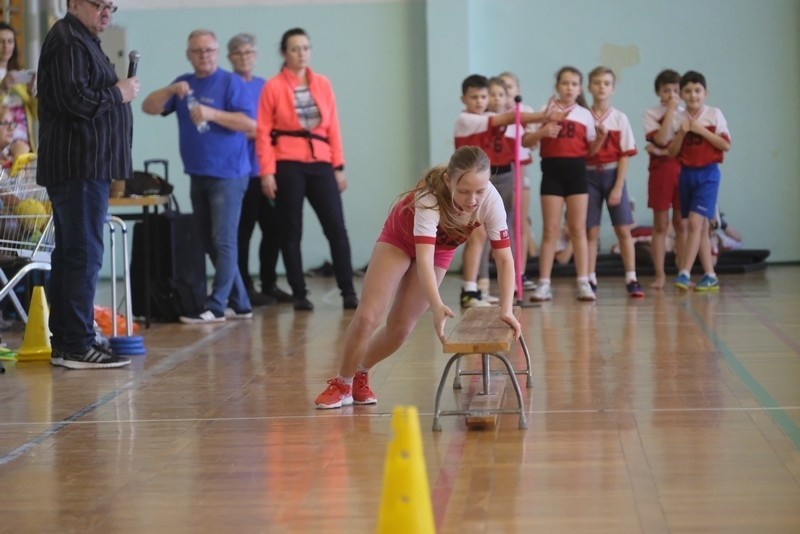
[705,272,717,279]
[625,271,637,283]
[538,278,551,286]
[588,272,597,285]
[679,269,690,278]
[357,365,370,374]
[462,281,478,292]
[338,375,354,386]
[577,276,589,285]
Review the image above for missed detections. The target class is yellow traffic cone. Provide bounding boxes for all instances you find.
[377,406,435,534]
[16,286,52,362]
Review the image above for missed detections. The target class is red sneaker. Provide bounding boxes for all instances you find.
[353,371,377,405]
[315,378,353,409]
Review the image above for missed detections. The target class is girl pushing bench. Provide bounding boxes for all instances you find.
[315,146,521,409]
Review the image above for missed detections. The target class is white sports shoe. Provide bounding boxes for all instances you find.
[480,292,500,304]
[179,309,226,324]
[529,283,552,302]
[576,281,597,301]
[224,308,254,320]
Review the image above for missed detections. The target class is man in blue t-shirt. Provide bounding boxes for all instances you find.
[142,29,256,323]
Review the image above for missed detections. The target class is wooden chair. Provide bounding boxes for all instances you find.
[432,306,532,431]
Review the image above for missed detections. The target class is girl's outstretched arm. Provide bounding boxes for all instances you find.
[415,244,454,344]
[492,247,521,339]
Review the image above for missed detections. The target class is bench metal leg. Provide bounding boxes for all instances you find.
[433,352,465,431]
[519,334,534,388]
[452,334,533,389]
[491,352,528,430]
[481,353,491,394]
[433,350,528,431]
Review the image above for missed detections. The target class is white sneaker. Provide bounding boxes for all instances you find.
[529,283,552,302]
[179,309,226,324]
[224,308,253,320]
[576,282,597,301]
[480,292,500,304]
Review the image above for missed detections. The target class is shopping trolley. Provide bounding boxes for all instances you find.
[0,154,54,323]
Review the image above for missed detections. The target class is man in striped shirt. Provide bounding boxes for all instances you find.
[36,0,139,369]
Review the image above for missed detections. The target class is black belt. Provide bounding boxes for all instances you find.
[270,129,330,160]
[491,164,512,175]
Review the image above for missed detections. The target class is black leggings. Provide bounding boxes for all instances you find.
[274,161,355,298]
[238,177,280,292]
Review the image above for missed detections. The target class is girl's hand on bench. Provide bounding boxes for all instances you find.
[500,312,522,341]
[433,303,455,344]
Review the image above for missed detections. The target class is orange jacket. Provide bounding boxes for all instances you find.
[255,66,344,175]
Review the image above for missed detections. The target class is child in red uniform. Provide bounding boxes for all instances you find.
[314,146,521,409]
[524,66,603,302]
[585,66,642,297]
[669,71,731,291]
[454,74,558,307]
[643,69,686,289]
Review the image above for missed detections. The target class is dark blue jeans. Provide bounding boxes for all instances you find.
[190,175,250,315]
[46,179,109,353]
[274,161,355,299]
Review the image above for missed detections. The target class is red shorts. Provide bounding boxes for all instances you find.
[377,202,457,270]
[648,157,681,211]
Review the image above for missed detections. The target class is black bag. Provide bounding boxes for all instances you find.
[126,159,174,196]
[130,161,207,322]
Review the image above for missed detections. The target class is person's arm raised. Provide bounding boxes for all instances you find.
[142,81,189,115]
[490,109,566,128]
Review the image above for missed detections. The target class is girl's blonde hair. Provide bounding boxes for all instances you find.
[399,146,490,242]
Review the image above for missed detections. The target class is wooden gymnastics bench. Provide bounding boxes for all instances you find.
[432,306,533,431]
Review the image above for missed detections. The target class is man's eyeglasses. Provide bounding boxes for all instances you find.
[189,48,219,56]
[0,121,17,129]
[82,0,118,13]
[230,50,256,58]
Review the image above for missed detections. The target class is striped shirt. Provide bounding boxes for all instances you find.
[36,13,133,186]
[293,86,321,130]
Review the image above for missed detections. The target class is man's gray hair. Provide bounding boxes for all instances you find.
[188,29,217,43]
[228,33,256,54]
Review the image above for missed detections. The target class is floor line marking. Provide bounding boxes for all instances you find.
[0,323,240,466]
[683,299,800,450]
[2,405,799,427]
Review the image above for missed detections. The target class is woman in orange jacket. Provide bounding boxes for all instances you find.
[255,28,358,311]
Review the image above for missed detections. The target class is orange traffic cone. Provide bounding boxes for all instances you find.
[376,406,435,534]
[16,286,52,362]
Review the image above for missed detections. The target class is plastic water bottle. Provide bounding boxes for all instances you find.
[186,90,210,133]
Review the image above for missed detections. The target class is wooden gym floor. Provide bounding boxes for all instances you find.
[0,266,799,533]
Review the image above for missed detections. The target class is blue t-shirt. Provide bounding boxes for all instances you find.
[163,68,254,179]
[241,75,266,178]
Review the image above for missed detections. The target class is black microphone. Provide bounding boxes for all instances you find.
[127,50,140,78]
[514,95,522,103]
